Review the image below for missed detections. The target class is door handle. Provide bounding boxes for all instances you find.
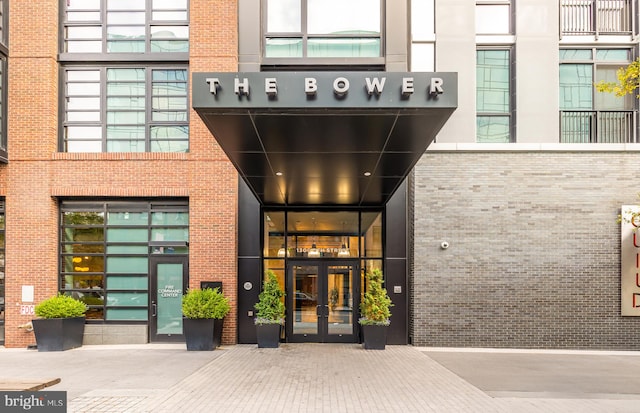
[323,305,329,318]
[152,303,157,317]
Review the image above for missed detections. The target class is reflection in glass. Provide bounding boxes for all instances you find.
[307,38,380,58]
[327,266,353,336]
[477,50,510,113]
[307,0,380,35]
[265,38,303,58]
[267,0,301,32]
[477,49,511,143]
[477,116,510,143]
[476,4,511,34]
[155,263,182,331]
[362,212,382,257]
[293,265,318,335]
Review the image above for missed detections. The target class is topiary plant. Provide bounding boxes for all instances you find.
[35,294,87,319]
[182,287,230,319]
[359,268,393,326]
[254,270,285,325]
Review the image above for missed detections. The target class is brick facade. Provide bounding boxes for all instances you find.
[3,0,240,347]
[412,150,640,349]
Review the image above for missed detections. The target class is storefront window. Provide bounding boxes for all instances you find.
[264,210,383,259]
[0,202,5,344]
[60,200,188,321]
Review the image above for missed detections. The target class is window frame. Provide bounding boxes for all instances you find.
[59,199,189,323]
[59,0,189,61]
[60,64,190,153]
[261,0,386,67]
[0,0,8,163]
[559,47,638,143]
[476,46,516,143]
[0,200,5,344]
[559,47,637,111]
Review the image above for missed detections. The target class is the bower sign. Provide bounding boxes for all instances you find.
[621,205,640,316]
[192,71,457,109]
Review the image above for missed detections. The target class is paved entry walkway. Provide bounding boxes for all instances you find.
[1,343,640,412]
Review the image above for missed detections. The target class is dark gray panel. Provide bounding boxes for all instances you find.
[254,115,395,153]
[385,258,408,345]
[386,179,407,258]
[193,72,458,109]
[237,258,261,344]
[238,179,261,257]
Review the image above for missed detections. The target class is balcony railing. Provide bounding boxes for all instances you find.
[561,0,636,36]
[560,110,638,143]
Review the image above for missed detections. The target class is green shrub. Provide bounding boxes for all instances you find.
[182,287,230,319]
[254,270,285,325]
[35,294,88,319]
[359,268,393,326]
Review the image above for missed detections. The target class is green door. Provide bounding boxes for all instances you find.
[149,256,188,342]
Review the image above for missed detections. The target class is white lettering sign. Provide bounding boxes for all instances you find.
[430,77,444,95]
[402,77,414,97]
[365,77,386,95]
[207,75,445,99]
[265,78,277,97]
[206,78,220,95]
[305,77,318,95]
[20,305,35,315]
[234,78,250,97]
[158,285,182,298]
[333,77,350,96]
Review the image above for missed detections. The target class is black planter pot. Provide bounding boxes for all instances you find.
[256,323,281,348]
[212,318,224,348]
[184,318,224,351]
[361,324,388,350]
[32,317,85,352]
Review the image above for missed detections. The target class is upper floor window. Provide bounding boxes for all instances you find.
[62,66,189,153]
[0,0,7,47]
[263,0,382,60]
[476,48,514,143]
[0,0,7,162]
[559,48,637,143]
[561,0,637,36]
[410,0,435,72]
[476,0,513,35]
[63,0,189,54]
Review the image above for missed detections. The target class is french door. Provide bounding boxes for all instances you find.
[287,260,359,343]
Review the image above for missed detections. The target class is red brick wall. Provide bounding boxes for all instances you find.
[3,0,240,347]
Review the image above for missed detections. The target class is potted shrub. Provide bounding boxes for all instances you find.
[182,287,230,351]
[254,270,285,348]
[32,293,87,352]
[359,268,393,350]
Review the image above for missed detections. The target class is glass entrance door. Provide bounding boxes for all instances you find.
[287,260,358,343]
[149,256,188,342]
